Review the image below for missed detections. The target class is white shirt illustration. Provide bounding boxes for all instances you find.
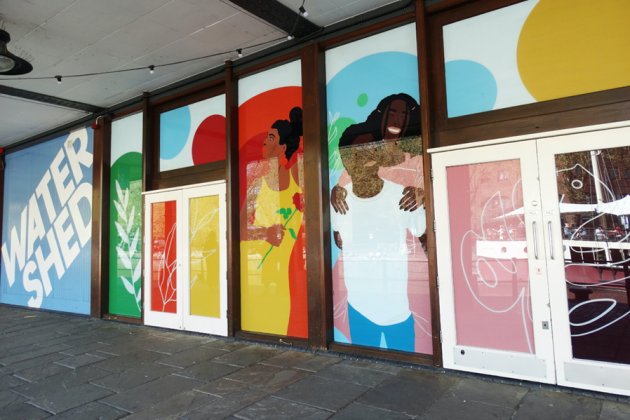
[332,180,426,326]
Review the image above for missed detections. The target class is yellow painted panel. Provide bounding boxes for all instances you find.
[518,0,630,101]
[189,195,220,318]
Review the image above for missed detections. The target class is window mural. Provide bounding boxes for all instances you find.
[151,200,178,314]
[188,194,221,318]
[326,24,432,354]
[1,128,93,315]
[109,112,143,318]
[443,0,630,117]
[446,160,535,354]
[238,60,308,338]
[160,94,226,171]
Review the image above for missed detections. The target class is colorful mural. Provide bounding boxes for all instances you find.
[326,23,432,354]
[1,128,93,315]
[109,113,143,318]
[238,60,308,338]
[188,195,221,318]
[151,200,178,313]
[160,94,226,171]
[443,0,630,117]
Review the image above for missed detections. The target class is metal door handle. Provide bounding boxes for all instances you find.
[532,221,539,259]
[548,221,554,260]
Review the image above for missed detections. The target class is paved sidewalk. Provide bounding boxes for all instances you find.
[1,306,629,419]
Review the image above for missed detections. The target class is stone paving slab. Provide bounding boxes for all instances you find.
[122,389,221,420]
[155,344,229,368]
[225,363,309,392]
[2,305,630,419]
[0,399,51,419]
[91,363,179,392]
[12,365,112,400]
[233,395,332,419]
[357,368,458,416]
[331,401,414,419]
[273,375,370,411]
[212,344,283,367]
[28,382,114,415]
[100,374,202,413]
[53,401,127,420]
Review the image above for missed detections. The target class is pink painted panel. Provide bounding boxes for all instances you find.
[447,161,535,354]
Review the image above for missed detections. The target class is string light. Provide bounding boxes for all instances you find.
[0,36,287,83]
[299,6,308,17]
[287,34,294,40]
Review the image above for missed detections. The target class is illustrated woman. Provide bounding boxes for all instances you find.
[240,107,308,337]
[331,93,424,213]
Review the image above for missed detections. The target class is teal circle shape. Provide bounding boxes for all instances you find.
[445,60,497,118]
[160,106,191,159]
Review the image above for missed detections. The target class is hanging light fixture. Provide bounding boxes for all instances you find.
[0,29,33,75]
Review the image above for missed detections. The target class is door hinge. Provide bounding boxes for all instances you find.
[430,167,434,181]
[439,330,442,343]
[433,219,436,232]
[436,275,439,289]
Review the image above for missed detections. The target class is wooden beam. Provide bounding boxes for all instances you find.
[0,85,104,113]
[301,42,332,349]
[416,0,443,366]
[225,60,241,336]
[90,116,111,318]
[230,0,321,38]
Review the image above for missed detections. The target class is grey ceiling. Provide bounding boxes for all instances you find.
[0,0,399,148]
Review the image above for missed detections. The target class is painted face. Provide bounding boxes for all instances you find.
[382,99,408,140]
[262,128,285,159]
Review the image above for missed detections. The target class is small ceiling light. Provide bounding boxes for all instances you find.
[148,65,155,74]
[55,75,62,84]
[236,48,243,58]
[299,6,308,17]
[287,34,294,41]
[0,29,33,75]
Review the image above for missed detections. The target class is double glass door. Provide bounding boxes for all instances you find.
[433,124,630,396]
[143,182,227,336]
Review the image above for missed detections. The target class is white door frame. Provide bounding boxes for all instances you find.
[432,141,556,383]
[143,181,228,336]
[143,189,182,331]
[537,126,630,396]
[180,183,228,336]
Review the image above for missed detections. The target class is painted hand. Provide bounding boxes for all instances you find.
[331,185,349,214]
[266,224,285,247]
[399,186,424,212]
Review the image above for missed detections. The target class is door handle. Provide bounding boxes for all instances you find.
[532,221,539,259]
[547,221,554,260]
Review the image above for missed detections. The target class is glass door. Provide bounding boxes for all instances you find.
[144,190,182,330]
[433,141,556,383]
[538,126,630,396]
[143,182,228,336]
[181,184,227,335]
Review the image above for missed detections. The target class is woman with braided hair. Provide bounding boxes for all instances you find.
[240,106,308,337]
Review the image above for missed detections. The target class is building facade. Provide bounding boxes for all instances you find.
[2,0,630,396]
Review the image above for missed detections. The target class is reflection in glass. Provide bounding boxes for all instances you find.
[188,196,220,318]
[151,201,177,313]
[239,105,308,338]
[555,147,630,364]
[447,160,535,354]
[330,93,430,354]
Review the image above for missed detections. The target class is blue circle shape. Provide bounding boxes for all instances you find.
[445,60,497,118]
[327,52,420,125]
[160,106,191,159]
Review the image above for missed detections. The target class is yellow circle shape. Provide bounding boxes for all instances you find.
[517,0,630,101]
